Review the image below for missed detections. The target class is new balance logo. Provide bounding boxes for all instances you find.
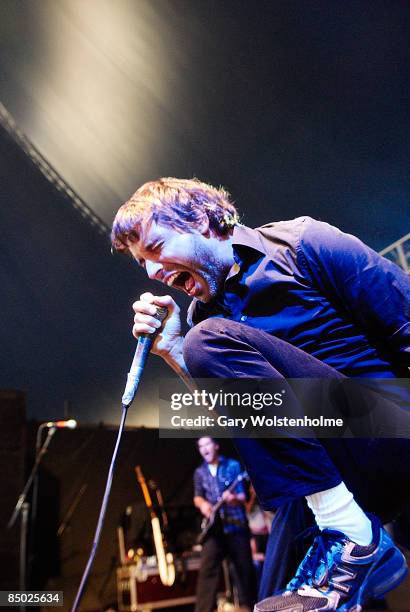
[330,565,357,594]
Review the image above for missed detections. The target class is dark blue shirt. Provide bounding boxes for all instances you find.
[188,217,410,378]
[193,456,248,533]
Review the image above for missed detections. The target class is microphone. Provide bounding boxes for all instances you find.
[122,306,168,407]
[45,419,77,429]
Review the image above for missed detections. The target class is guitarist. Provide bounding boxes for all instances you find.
[193,436,256,612]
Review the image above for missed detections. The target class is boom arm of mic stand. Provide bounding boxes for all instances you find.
[8,427,57,529]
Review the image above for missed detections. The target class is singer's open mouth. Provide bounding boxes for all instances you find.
[166,271,196,295]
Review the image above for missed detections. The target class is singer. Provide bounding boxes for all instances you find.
[111,177,410,612]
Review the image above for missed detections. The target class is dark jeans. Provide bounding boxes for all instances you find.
[195,528,256,612]
[184,318,410,595]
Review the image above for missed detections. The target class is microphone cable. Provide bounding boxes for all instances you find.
[71,404,128,612]
[71,306,168,612]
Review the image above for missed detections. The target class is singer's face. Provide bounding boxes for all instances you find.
[127,221,233,302]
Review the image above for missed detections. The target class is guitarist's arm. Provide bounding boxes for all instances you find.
[194,467,213,518]
[221,490,246,506]
[194,495,213,518]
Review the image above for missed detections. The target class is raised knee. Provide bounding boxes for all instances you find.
[183,318,223,376]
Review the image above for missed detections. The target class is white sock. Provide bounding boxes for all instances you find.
[306,482,373,545]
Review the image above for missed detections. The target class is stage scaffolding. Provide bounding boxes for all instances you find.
[380,233,410,275]
[0,102,108,238]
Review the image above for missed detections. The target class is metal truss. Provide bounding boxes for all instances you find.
[380,232,410,274]
[0,102,109,237]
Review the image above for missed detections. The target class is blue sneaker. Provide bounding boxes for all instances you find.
[254,516,408,611]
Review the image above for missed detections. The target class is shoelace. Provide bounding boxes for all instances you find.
[287,530,345,592]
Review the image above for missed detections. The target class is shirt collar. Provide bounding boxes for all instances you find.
[187,225,265,324]
[231,224,265,256]
[202,455,226,470]
[226,224,265,281]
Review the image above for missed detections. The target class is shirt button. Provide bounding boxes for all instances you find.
[240,315,247,322]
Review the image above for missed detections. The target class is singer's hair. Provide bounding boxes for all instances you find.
[111,177,239,253]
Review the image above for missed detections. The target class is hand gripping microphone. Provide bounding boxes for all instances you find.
[121,306,168,407]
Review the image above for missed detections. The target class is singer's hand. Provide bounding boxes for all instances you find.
[132,292,182,358]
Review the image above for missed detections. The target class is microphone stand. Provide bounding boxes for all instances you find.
[27,423,54,586]
[19,502,29,592]
[7,426,57,590]
[8,426,57,529]
[31,423,50,533]
[57,483,88,537]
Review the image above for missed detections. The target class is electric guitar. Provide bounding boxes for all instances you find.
[197,471,248,545]
[135,465,176,586]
